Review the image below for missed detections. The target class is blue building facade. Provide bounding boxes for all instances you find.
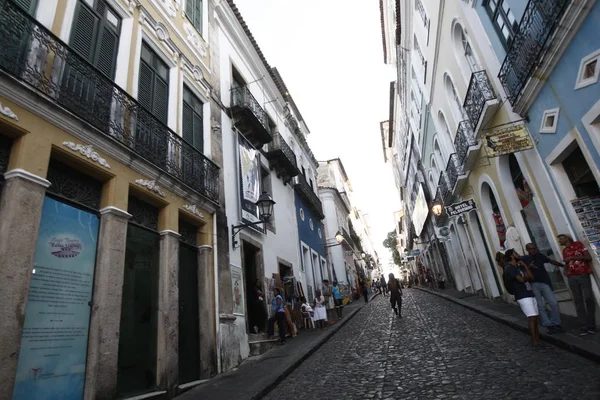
[294,192,326,302]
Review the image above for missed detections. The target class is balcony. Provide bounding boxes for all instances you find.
[446,153,468,195]
[0,1,219,203]
[463,70,499,133]
[498,0,571,107]
[265,132,299,183]
[294,175,324,219]
[454,120,481,172]
[230,86,273,148]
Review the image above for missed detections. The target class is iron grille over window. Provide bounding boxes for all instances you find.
[0,0,219,203]
[179,219,197,246]
[46,159,103,210]
[128,195,159,231]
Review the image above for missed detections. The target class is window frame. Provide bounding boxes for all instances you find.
[185,0,203,35]
[483,0,519,50]
[182,84,204,152]
[575,49,600,90]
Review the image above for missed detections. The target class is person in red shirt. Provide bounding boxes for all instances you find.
[558,234,596,335]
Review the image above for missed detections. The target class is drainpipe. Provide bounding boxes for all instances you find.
[213,215,221,374]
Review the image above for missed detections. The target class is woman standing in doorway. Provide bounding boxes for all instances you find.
[251,279,267,334]
[267,288,286,343]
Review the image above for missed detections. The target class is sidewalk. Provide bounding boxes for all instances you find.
[176,293,378,400]
[416,287,600,363]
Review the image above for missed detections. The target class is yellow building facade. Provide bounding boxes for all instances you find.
[0,0,222,398]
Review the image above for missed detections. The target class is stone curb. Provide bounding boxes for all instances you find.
[415,288,600,364]
[253,292,379,400]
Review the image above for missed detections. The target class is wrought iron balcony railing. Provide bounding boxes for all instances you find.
[463,70,496,129]
[415,0,429,27]
[266,131,299,178]
[294,175,324,219]
[454,120,477,167]
[0,0,219,203]
[446,153,463,192]
[438,171,449,203]
[231,85,271,134]
[498,0,570,105]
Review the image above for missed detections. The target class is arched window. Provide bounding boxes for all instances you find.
[452,21,479,81]
[444,73,465,126]
[433,139,444,171]
[438,110,453,144]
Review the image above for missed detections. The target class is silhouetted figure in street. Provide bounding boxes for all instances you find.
[388,273,403,318]
[380,275,388,296]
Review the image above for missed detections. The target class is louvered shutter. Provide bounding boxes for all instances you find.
[96,27,118,79]
[192,112,203,152]
[192,0,202,29]
[70,3,99,63]
[13,0,36,14]
[185,0,194,18]
[153,77,169,124]
[138,61,154,112]
[182,102,194,144]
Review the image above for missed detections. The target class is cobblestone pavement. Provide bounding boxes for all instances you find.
[262,289,600,400]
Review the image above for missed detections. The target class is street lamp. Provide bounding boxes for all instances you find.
[335,230,344,244]
[431,200,443,217]
[231,192,276,249]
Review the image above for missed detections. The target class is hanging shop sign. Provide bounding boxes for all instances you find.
[409,249,421,256]
[445,199,477,217]
[438,226,450,237]
[238,134,264,232]
[411,184,428,237]
[484,122,534,157]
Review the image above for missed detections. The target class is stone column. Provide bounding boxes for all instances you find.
[0,169,50,400]
[84,206,131,400]
[157,230,180,396]
[198,244,217,378]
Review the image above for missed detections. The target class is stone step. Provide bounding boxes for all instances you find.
[248,337,279,356]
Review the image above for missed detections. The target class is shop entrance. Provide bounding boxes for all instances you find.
[242,241,262,333]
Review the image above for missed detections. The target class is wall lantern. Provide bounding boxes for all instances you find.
[431,200,444,217]
[231,192,276,249]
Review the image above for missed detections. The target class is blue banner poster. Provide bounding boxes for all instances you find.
[12,197,99,400]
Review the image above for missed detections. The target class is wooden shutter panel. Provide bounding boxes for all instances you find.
[192,112,203,152]
[13,0,35,14]
[153,77,169,124]
[182,103,194,144]
[193,0,202,29]
[185,0,194,18]
[70,3,99,63]
[96,27,118,79]
[138,61,154,112]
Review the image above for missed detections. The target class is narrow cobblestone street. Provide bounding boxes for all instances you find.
[263,290,600,400]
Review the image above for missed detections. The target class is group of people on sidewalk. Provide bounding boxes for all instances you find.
[501,234,597,350]
[265,280,349,344]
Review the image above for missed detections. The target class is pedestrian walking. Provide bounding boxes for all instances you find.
[359,275,368,303]
[426,269,435,291]
[388,273,403,318]
[437,274,446,290]
[520,243,564,334]
[380,275,388,296]
[558,234,596,335]
[267,288,286,344]
[332,281,344,319]
[504,249,547,350]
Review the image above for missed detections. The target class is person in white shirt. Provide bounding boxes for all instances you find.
[313,290,328,329]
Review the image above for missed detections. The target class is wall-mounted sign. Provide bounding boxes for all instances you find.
[438,226,450,237]
[409,249,421,256]
[445,199,477,217]
[411,184,428,237]
[484,122,534,157]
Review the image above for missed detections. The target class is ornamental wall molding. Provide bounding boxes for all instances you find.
[63,141,111,169]
[183,204,205,218]
[183,21,208,57]
[0,102,18,121]
[135,179,166,197]
[139,10,179,62]
[150,0,179,18]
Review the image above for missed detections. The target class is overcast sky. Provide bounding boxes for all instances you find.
[235,0,400,270]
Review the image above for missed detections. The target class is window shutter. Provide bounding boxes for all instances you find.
[138,61,154,112]
[185,0,194,17]
[96,27,118,79]
[182,103,194,144]
[13,0,36,14]
[192,112,203,152]
[153,77,169,124]
[70,3,99,63]
[193,0,202,29]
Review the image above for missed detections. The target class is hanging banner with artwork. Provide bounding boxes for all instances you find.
[571,196,600,259]
[484,122,534,157]
[238,133,263,231]
[13,197,99,400]
[231,265,245,316]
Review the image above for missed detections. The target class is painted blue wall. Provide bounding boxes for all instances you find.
[525,2,600,226]
[294,192,326,258]
[476,0,527,61]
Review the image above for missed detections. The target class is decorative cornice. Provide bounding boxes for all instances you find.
[0,102,18,121]
[198,244,213,251]
[135,179,166,197]
[62,141,111,169]
[183,204,205,218]
[99,206,132,219]
[4,168,51,188]
[159,229,181,237]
